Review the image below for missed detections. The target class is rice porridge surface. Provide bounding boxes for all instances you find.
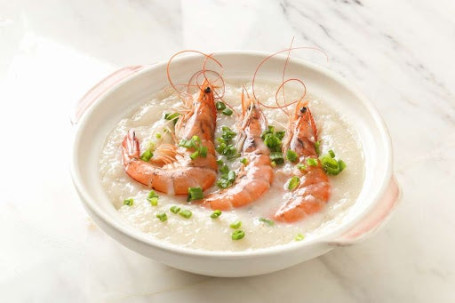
[98,80,365,251]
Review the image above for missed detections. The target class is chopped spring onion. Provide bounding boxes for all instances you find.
[216,101,226,111]
[216,166,236,189]
[275,130,285,140]
[315,140,321,156]
[264,135,281,152]
[179,209,192,219]
[187,187,204,201]
[232,230,245,240]
[222,108,233,116]
[140,149,153,162]
[240,158,248,165]
[123,198,134,206]
[320,151,346,176]
[156,213,167,222]
[190,151,199,160]
[288,176,300,191]
[210,210,222,219]
[221,126,236,141]
[270,152,284,165]
[170,206,181,214]
[216,142,239,160]
[180,135,207,160]
[295,233,305,241]
[147,190,159,206]
[199,145,208,157]
[164,112,180,125]
[259,217,275,226]
[148,197,158,206]
[286,150,298,162]
[306,158,318,167]
[155,133,162,139]
[296,163,307,171]
[216,159,224,166]
[230,221,242,229]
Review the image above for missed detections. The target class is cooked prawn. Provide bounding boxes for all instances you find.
[274,101,331,222]
[202,92,274,210]
[121,81,218,195]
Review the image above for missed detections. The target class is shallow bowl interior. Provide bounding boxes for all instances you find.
[71,51,392,274]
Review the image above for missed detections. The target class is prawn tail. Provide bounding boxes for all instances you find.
[122,129,140,164]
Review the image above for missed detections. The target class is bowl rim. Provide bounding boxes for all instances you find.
[71,50,393,258]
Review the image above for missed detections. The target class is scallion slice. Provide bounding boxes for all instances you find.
[187,187,203,201]
[140,149,153,162]
[123,198,134,206]
[156,213,167,222]
[288,176,300,191]
[286,150,298,162]
[259,217,275,226]
[295,233,305,241]
[230,221,242,229]
[232,230,245,240]
[179,209,192,219]
[170,206,181,214]
[306,158,318,167]
[216,101,226,111]
[222,108,233,116]
[210,210,222,219]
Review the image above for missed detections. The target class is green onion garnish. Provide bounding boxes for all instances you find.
[240,158,248,165]
[286,150,298,162]
[155,133,162,139]
[315,140,321,156]
[210,210,222,219]
[259,217,275,226]
[319,151,346,176]
[147,190,159,206]
[187,187,204,201]
[179,209,192,219]
[306,158,318,167]
[199,145,208,158]
[148,197,158,206]
[156,213,167,222]
[230,221,242,229]
[264,135,281,152]
[232,230,245,240]
[216,159,224,166]
[216,101,226,111]
[222,108,233,116]
[296,163,307,171]
[221,126,236,141]
[123,198,134,206]
[140,149,153,162]
[275,131,285,140]
[164,112,180,125]
[288,176,300,191]
[190,151,199,160]
[270,152,284,165]
[170,206,181,214]
[295,233,305,241]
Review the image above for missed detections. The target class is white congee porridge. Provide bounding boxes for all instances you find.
[98,80,364,251]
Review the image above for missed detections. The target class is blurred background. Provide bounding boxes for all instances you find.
[1,0,454,302]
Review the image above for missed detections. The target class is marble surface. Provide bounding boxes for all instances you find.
[1,0,454,301]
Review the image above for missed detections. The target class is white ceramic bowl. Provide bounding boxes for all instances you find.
[71,51,400,277]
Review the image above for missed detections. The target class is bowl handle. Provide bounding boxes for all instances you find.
[327,176,401,246]
[70,65,148,125]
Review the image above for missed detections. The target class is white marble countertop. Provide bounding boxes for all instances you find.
[1,0,454,301]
